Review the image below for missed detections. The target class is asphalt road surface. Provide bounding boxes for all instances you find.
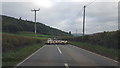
[17,45,118,67]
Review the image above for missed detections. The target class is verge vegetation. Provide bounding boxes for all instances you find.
[59,30,119,61]
[2,33,45,67]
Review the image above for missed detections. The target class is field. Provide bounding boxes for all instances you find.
[2,32,49,67]
[3,32,54,40]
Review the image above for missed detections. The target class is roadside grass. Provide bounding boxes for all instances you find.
[2,43,44,66]
[2,32,47,67]
[70,41,119,61]
[17,31,54,37]
[36,37,48,39]
[3,32,54,39]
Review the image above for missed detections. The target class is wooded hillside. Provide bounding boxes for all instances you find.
[2,15,71,36]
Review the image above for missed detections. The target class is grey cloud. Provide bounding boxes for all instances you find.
[86,2,117,23]
[2,2,118,34]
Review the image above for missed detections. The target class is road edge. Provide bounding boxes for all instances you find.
[69,44,119,63]
[16,45,46,66]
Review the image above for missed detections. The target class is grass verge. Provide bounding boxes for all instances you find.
[2,43,44,67]
[3,32,54,40]
[70,41,119,61]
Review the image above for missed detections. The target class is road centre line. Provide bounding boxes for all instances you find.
[57,46,62,54]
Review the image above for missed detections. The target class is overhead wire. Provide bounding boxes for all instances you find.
[76,0,96,34]
[40,0,96,30]
[64,6,84,23]
[85,0,96,7]
[76,0,96,19]
[76,7,84,17]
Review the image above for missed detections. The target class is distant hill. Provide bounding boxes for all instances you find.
[72,33,89,36]
[2,15,71,36]
[72,33,83,36]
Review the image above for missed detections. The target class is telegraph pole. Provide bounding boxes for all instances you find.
[83,6,86,36]
[31,8,40,36]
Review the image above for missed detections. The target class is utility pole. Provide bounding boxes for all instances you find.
[31,8,40,37]
[83,5,86,36]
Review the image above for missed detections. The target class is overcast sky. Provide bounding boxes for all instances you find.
[1,0,119,34]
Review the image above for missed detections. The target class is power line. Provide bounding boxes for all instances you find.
[63,7,83,24]
[66,0,96,36]
[76,7,84,17]
[71,8,83,19]
[85,0,96,7]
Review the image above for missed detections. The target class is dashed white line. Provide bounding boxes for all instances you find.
[64,63,69,68]
[16,45,46,66]
[57,47,62,54]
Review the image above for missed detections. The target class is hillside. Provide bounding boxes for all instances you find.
[2,15,71,36]
[72,33,90,36]
[72,33,83,36]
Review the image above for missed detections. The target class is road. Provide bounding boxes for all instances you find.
[17,44,118,67]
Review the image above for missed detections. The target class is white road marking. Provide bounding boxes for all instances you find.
[70,45,118,63]
[16,45,46,66]
[57,47,62,54]
[64,63,69,68]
